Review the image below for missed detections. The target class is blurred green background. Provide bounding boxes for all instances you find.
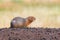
[0,0,60,28]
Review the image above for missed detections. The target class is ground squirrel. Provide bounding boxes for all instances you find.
[10,16,36,28]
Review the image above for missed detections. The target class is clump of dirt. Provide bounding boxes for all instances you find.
[0,28,60,40]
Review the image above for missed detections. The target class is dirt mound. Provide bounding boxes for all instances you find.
[0,28,60,40]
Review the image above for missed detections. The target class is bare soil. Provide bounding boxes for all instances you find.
[0,28,60,40]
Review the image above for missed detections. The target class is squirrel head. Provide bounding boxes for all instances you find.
[25,16,36,26]
[26,16,36,22]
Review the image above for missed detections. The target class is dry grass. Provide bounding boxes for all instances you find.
[0,1,60,28]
